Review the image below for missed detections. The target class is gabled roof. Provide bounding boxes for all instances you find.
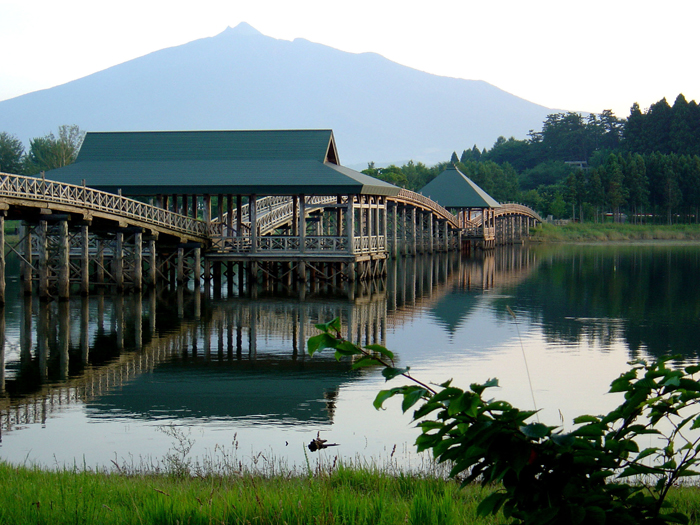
[47,130,398,196]
[419,165,500,208]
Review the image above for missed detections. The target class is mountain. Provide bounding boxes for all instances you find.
[0,22,554,168]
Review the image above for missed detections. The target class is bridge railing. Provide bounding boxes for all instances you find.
[393,189,460,228]
[208,195,339,240]
[0,172,208,240]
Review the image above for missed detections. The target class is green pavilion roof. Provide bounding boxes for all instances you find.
[420,165,500,208]
[47,130,400,196]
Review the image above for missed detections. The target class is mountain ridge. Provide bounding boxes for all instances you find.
[0,23,554,167]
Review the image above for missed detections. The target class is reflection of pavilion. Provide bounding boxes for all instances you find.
[0,247,540,434]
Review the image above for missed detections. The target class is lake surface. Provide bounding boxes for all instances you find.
[1,243,699,472]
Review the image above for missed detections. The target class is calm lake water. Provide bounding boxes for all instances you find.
[1,243,699,471]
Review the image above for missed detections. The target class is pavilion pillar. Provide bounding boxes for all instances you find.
[250,194,257,253]
[292,196,298,236]
[299,195,306,253]
[337,196,343,236]
[392,202,398,258]
[217,194,224,229]
[203,195,211,226]
[228,195,235,235]
[346,196,355,255]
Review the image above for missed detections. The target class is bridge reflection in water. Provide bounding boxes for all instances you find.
[0,247,539,437]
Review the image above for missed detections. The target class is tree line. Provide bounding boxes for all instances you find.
[0,125,84,176]
[364,93,700,223]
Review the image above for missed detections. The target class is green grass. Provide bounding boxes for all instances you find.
[4,462,700,524]
[530,222,700,242]
[0,462,502,525]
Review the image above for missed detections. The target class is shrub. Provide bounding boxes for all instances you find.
[309,318,700,524]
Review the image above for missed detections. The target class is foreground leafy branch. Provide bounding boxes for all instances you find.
[308,318,700,525]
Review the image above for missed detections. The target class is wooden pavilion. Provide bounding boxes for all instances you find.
[419,165,500,248]
[48,129,401,285]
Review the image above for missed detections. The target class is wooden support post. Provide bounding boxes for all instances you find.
[401,207,407,256]
[250,260,258,285]
[428,212,434,254]
[193,246,201,287]
[177,246,185,283]
[38,220,49,299]
[204,257,211,283]
[347,261,356,282]
[411,209,417,256]
[147,238,156,287]
[443,221,449,252]
[80,224,89,295]
[0,216,4,304]
[133,230,143,291]
[22,222,32,294]
[96,238,104,284]
[57,219,70,299]
[115,232,124,291]
[213,260,221,285]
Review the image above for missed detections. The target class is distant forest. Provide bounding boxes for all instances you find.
[363,94,700,223]
[2,95,700,223]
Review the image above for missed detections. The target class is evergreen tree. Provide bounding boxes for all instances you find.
[0,132,25,174]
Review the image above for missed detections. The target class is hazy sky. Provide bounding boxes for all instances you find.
[2,0,697,118]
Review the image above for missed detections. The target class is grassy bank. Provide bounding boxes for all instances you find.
[4,461,700,525]
[0,461,498,525]
[530,222,700,242]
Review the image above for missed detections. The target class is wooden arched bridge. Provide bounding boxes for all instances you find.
[0,129,542,301]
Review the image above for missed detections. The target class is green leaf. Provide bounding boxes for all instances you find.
[364,344,394,360]
[685,364,700,375]
[373,388,402,410]
[520,423,551,439]
[573,415,601,424]
[636,447,659,461]
[307,333,338,356]
[471,378,499,395]
[351,356,379,369]
[476,491,508,517]
[551,433,575,447]
[314,317,341,333]
[382,367,409,381]
[657,512,690,524]
[448,392,480,417]
[402,388,428,413]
